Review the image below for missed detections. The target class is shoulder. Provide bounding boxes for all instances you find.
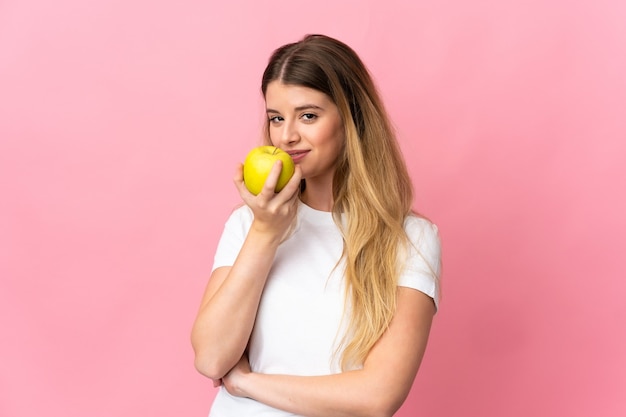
[399,214,442,309]
[223,204,254,229]
[211,204,254,272]
[403,214,440,251]
[216,204,254,244]
[229,203,253,219]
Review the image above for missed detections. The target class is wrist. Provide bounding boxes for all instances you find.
[249,221,287,245]
[236,369,256,399]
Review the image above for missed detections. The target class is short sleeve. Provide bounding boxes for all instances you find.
[398,216,442,311]
[211,205,254,273]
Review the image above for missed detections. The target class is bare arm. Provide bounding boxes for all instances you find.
[191,161,302,380]
[222,287,436,417]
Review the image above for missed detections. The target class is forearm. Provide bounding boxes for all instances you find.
[223,289,435,417]
[236,369,407,417]
[191,228,281,379]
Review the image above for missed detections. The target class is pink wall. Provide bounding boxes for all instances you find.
[1,1,624,416]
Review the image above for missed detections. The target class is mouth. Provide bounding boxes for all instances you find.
[286,150,309,162]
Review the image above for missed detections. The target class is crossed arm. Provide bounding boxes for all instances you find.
[221,287,436,417]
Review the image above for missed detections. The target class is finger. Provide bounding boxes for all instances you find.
[233,163,244,184]
[233,163,246,189]
[275,164,303,202]
[233,163,256,200]
[212,378,222,387]
[258,160,284,196]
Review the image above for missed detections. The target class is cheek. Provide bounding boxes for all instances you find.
[332,130,346,160]
[325,123,345,150]
[318,122,341,143]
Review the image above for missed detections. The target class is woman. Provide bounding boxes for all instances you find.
[191,34,441,417]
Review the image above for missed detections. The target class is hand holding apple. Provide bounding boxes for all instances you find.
[243,146,295,195]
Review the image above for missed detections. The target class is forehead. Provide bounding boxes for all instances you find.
[265,81,333,109]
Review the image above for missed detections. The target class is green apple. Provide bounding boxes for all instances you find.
[243,146,295,195]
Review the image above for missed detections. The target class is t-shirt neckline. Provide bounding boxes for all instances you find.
[298,199,336,226]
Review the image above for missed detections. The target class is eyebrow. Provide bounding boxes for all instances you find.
[266,104,324,114]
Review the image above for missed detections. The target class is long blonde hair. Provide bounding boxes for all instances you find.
[261,34,414,370]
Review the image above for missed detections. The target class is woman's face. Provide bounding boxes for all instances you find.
[265,81,345,186]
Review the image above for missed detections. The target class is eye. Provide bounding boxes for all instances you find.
[269,115,283,124]
[301,113,317,122]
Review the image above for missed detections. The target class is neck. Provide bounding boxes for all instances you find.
[300,179,334,212]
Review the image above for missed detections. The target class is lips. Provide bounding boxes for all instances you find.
[286,150,309,163]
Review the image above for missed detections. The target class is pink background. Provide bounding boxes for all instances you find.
[1,1,625,416]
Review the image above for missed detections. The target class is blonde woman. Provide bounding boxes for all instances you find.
[191,34,441,417]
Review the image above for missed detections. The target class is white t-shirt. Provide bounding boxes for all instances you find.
[208,200,441,417]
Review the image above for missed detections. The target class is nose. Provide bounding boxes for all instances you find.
[279,120,300,146]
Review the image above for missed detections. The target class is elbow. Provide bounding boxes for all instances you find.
[194,355,226,380]
[194,354,228,381]
[365,405,398,417]
[361,392,405,417]
[191,332,231,380]
[192,340,234,381]
[366,405,400,417]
